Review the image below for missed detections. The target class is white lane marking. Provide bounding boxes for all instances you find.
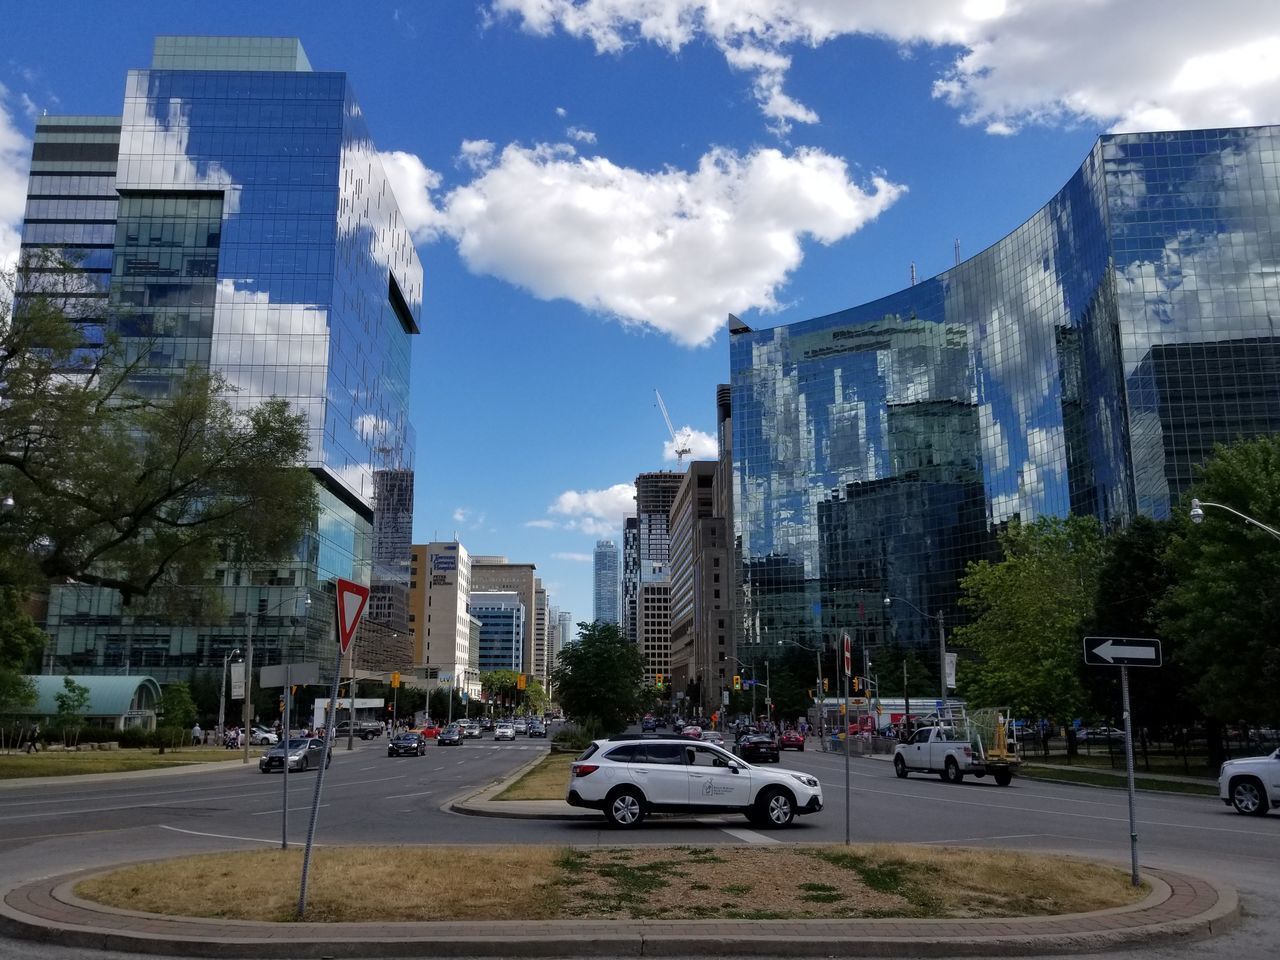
[456,760,467,765]
[359,765,378,771]
[250,805,326,816]
[719,826,781,845]
[160,822,325,844]
[385,790,434,800]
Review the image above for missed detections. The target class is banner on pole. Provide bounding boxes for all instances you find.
[231,661,246,700]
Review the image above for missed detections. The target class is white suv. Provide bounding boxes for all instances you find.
[565,736,823,829]
[1218,747,1280,815]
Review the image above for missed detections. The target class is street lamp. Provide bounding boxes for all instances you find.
[884,595,949,712]
[773,637,826,735]
[1189,498,1280,540]
[241,591,311,764]
[726,654,757,719]
[217,647,242,744]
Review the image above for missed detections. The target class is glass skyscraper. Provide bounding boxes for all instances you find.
[26,37,422,681]
[731,124,1280,661]
[592,539,620,625]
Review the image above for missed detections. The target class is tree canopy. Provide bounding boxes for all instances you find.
[953,515,1106,720]
[550,620,644,735]
[0,255,317,607]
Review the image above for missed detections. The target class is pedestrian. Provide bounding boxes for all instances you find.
[191,722,202,746]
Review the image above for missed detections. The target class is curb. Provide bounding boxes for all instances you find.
[443,751,595,821]
[0,862,1241,958]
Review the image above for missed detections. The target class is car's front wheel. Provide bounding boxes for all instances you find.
[1230,777,1268,815]
[604,788,646,828]
[752,787,795,828]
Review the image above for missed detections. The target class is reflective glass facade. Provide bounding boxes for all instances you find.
[32,38,421,682]
[731,125,1280,660]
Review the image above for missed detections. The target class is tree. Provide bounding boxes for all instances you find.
[0,586,44,717]
[157,681,198,748]
[54,676,90,747]
[1159,438,1280,738]
[550,621,645,736]
[953,515,1106,723]
[0,256,318,607]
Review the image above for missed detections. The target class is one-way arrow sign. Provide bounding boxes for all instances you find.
[1083,636,1162,667]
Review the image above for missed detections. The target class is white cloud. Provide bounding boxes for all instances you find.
[549,482,636,535]
[524,518,560,529]
[552,551,593,562]
[555,106,568,117]
[490,1,1280,135]
[0,85,32,275]
[663,426,718,462]
[383,141,903,347]
[458,139,496,171]
[452,507,469,523]
[566,125,597,143]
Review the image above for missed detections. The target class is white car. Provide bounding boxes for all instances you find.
[565,736,823,829]
[494,724,515,741]
[1218,747,1280,815]
[463,723,482,739]
[250,726,279,746]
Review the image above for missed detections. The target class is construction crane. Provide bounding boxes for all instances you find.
[654,389,691,464]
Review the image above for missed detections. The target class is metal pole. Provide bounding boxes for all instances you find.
[392,683,398,732]
[299,640,343,917]
[843,670,851,846]
[750,660,757,720]
[217,653,227,744]
[242,614,254,764]
[1121,666,1141,887]
[937,609,946,716]
[282,664,290,849]
[346,647,355,751]
[903,660,910,738]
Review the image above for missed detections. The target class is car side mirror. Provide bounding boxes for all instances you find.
[728,761,741,774]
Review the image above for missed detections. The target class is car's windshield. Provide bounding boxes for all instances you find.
[284,738,309,749]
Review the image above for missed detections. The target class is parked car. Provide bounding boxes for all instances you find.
[527,721,547,738]
[494,724,516,741]
[566,736,823,829]
[779,730,805,751]
[258,737,331,773]
[1218,747,1280,815]
[735,733,780,763]
[438,724,464,746]
[250,726,279,746]
[387,731,426,757]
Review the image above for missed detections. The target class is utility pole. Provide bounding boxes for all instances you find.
[242,614,255,764]
[937,609,947,716]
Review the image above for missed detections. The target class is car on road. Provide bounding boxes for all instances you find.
[779,730,805,751]
[700,730,725,747]
[438,724,464,746]
[1218,747,1280,815]
[250,726,279,746]
[566,736,823,829]
[735,733,779,763]
[258,737,331,773]
[419,723,441,739]
[641,716,657,732]
[527,721,547,738]
[512,719,528,735]
[335,720,383,741]
[463,722,482,739]
[387,731,426,757]
[494,724,515,741]
[680,725,703,740]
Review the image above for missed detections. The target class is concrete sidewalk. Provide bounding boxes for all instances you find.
[0,861,1240,958]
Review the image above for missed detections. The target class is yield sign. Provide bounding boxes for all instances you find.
[1083,636,1162,668]
[842,633,852,677]
[335,577,370,654]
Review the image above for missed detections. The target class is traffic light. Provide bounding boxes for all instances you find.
[732,675,742,691]
[822,678,828,693]
[853,676,862,693]
[517,673,527,691]
[655,673,664,689]
[390,671,400,689]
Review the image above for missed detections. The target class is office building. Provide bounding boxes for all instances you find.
[730,124,1280,669]
[621,517,639,642]
[470,558,538,681]
[632,471,684,684]
[558,609,574,649]
[32,37,421,682]
[409,542,480,699]
[532,579,548,682]
[592,539,620,624]
[471,591,524,673]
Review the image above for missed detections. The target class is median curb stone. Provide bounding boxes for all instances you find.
[0,861,1241,958]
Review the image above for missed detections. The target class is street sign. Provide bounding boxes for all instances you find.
[261,662,319,688]
[842,633,852,677]
[334,578,370,654]
[1083,636,1162,667]
[722,690,730,705]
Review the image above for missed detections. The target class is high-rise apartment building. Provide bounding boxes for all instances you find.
[632,472,684,684]
[621,517,639,643]
[470,558,538,681]
[532,580,548,682]
[471,591,524,673]
[31,37,420,682]
[592,539,620,624]
[558,610,574,649]
[731,124,1280,672]
[409,542,480,699]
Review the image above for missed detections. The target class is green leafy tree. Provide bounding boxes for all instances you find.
[953,515,1106,723]
[157,681,198,748]
[550,621,644,736]
[524,678,548,714]
[0,256,317,607]
[0,587,44,717]
[1159,438,1280,739]
[54,676,91,747]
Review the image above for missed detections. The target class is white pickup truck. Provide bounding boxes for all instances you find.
[1218,747,1280,816]
[893,718,1019,786]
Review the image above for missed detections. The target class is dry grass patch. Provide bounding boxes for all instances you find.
[75,844,1145,923]
[0,750,254,779]
[492,752,572,801]
[76,846,564,923]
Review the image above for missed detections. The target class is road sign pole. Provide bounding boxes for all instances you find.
[282,663,290,850]
[299,636,343,917]
[843,671,851,846]
[1121,666,1140,887]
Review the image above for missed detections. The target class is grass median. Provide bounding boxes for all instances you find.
[0,748,262,779]
[74,844,1148,923]
[492,751,573,800]
[1019,763,1218,796]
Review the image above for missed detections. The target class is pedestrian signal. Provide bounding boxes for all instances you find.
[733,675,742,691]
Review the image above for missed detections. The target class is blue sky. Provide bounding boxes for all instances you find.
[3,1,1278,622]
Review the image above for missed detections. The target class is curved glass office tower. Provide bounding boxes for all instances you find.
[731,125,1280,657]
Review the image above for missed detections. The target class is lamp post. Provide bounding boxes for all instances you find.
[217,647,242,745]
[775,637,825,737]
[241,592,310,765]
[884,595,948,715]
[1189,497,1280,540]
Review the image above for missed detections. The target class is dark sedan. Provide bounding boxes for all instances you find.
[527,722,547,738]
[735,733,779,763]
[438,724,464,746]
[387,731,426,757]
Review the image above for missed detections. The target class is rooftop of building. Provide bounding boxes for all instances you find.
[151,36,312,73]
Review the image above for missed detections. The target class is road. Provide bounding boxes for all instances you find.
[0,732,1275,959]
